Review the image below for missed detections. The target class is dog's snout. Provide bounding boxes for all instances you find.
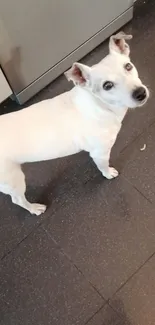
[132,86,146,102]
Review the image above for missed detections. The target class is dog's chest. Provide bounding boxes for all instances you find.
[80,117,121,152]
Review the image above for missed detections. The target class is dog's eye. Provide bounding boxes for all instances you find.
[124,63,133,71]
[103,81,114,90]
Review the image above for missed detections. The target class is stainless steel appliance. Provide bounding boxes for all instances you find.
[0,0,134,104]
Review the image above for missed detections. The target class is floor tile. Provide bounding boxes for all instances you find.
[86,304,121,325]
[0,149,97,260]
[0,226,103,325]
[116,123,155,202]
[110,254,155,325]
[0,193,42,260]
[43,175,155,299]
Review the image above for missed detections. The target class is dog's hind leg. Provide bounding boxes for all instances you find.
[0,162,46,215]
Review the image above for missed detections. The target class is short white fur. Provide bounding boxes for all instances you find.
[0,32,149,215]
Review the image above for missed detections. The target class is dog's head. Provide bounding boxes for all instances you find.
[65,32,149,109]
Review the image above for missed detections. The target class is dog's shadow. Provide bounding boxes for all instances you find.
[103,299,134,325]
[88,299,133,324]
[22,137,135,220]
[110,298,133,325]
[23,152,98,211]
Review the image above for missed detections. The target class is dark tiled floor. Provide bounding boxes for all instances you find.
[0,0,155,324]
[0,227,103,325]
[110,256,155,325]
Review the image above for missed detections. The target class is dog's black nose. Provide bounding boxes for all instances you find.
[132,87,146,102]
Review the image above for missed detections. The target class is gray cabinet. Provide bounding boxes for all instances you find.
[0,0,134,103]
[0,68,12,103]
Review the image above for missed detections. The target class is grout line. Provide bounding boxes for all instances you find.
[109,251,155,301]
[84,303,106,325]
[121,174,153,204]
[106,301,125,322]
[85,300,123,325]
[0,194,70,262]
[0,220,43,261]
[42,226,106,302]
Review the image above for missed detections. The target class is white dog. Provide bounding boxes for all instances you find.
[0,32,149,215]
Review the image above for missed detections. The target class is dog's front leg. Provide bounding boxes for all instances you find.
[90,149,118,179]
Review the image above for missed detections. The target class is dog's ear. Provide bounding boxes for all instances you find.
[109,32,133,56]
[64,62,91,86]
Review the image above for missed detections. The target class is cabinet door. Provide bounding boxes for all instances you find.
[0,0,134,92]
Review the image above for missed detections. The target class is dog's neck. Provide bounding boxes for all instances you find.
[71,86,128,124]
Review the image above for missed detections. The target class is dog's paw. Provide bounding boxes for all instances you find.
[103,167,119,180]
[30,203,47,216]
